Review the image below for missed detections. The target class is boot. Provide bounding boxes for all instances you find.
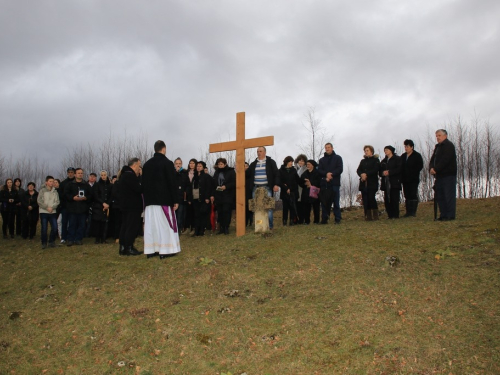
[372,209,379,221]
[126,246,141,256]
[365,209,373,221]
[119,245,128,256]
[224,226,229,235]
[283,219,287,226]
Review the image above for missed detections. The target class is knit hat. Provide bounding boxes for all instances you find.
[307,159,318,168]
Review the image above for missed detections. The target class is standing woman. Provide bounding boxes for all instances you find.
[184,158,197,234]
[92,170,111,244]
[299,160,321,224]
[294,154,308,224]
[213,158,236,235]
[279,156,299,226]
[401,139,424,217]
[189,161,213,236]
[0,179,19,239]
[20,182,39,240]
[356,145,380,221]
[14,178,24,236]
[379,146,402,219]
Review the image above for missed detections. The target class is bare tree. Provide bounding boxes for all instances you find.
[298,107,331,161]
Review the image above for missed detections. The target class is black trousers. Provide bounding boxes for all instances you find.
[216,202,232,229]
[193,200,209,235]
[22,214,38,239]
[120,210,142,247]
[403,182,419,201]
[304,200,320,224]
[361,187,378,212]
[282,194,297,223]
[1,210,15,235]
[384,189,401,218]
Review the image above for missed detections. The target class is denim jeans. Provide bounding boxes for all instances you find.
[67,212,86,242]
[252,185,274,229]
[175,203,186,232]
[40,213,58,244]
[321,185,341,222]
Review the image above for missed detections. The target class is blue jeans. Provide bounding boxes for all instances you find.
[67,212,86,242]
[252,186,274,229]
[321,185,341,222]
[435,175,457,219]
[40,213,58,245]
[175,203,186,231]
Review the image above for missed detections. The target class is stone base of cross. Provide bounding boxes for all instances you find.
[248,187,276,233]
[209,112,274,237]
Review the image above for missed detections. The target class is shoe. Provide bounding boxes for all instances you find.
[160,253,177,260]
[119,245,127,256]
[216,228,225,235]
[66,241,74,247]
[334,220,341,225]
[224,227,229,235]
[75,240,83,245]
[41,243,47,249]
[127,246,141,256]
[60,239,66,244]
[146,253,158,259]
[48,242,56,248]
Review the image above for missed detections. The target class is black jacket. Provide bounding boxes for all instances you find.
[0,188,20,212]
[401,151,424,184]
[379,155,402,191]
[20,190,39,218]
[429,138,457,177]
[59,177,74,209]
[318,151,343,186]
[213,166,236,205]
[118,165,143,211]
[299,168,321,203]
[175,168,189,202]
[246,156,280,190]
[65,180,92,214]
[142,153,179,207]
[356,155,380,191]
[189,171,213,203]
[279,165,299,198]
[92,178,111,221]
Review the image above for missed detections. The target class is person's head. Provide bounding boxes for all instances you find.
[216,158,227,169]
[128,158,141,176]
[283,156,294,167]
[384,146,395,157]
[54,179,60,189]
[89,173,97,183]
[14,178,21,188]
[435,129,448,144]
[257,146,266,159]
[404,139,414,153]
[244,162,249,170]
[75,168,84,181]
[45,176,54,189]
[325,143,333,154]
[364,145,374,157]
[295,154,307,167]
[174,157,183,171]
[67,167,76,178]
[5,178,13,189]
[196,161,206,173]
[306,160,317,172]
[100,170,108,181]
[27,182,35,191]
[154,140,166,154]
[188,158,197,171]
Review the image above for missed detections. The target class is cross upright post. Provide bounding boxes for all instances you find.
[209,112,274,237]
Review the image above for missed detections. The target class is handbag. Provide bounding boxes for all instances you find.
[309,186,320,199]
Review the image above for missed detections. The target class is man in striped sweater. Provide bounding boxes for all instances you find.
[246,147,280,229]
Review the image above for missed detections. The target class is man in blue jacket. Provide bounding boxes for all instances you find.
[318,143,343,224]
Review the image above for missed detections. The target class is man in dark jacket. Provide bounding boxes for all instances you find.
[65,168,92,246]
[401,139,424,217]
[118,158,143,256]
[174,157,189,234]
[59,167,75,244]
[430,129,457,221]
[142,140,181,259]
[318,143,343,224]
[245,146,280,229]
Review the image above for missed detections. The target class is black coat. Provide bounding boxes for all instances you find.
[118,166,143,211]
[318,151,343,186]
[213,166,236,205]
[279,165,299,198]
[401,151,424,184]
[299,168,321,203]
[246,156,280,189]
[92,178,112,221]
[59,177,75,209]
[429,138,457,177]
[379,155,402,191]
[0,188,20,212]
[65,180,92,214]
[189,171,213,203]
[142,153,179,207]
[20,190,39,218]
[175,168,189,202]
[356,155,380,190]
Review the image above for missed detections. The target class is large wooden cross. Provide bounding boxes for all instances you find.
[209,112,274,237]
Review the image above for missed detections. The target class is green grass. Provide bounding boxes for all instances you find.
[1,198,500,374]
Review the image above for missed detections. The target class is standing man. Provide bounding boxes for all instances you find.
[85,172,97,238]
[37,176,60,249]
[430,129,457,221]
[142,140,181,259]
[401,139,424,217]
[174,157,189,234]
[246,146,280,230]
[318,143,343,224]
[118,158,142,256]
[65,168,92,246]
[59,167,75,244]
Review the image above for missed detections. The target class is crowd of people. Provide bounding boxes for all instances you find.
[0,129,458,257]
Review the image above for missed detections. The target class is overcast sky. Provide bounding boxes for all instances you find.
[1,0,498,174]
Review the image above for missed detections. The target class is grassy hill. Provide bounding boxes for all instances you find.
[1,197,499,374]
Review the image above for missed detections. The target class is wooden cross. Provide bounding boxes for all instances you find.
[209,112,274,237]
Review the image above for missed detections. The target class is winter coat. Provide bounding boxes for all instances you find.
[65,179,92,214]
[142,153,179,207]
[59,177,75,209]
[118,166,143,211]
[110,182,121,210]
[401,151,424,184]
[213,166,236,205]
[92,178,112,222]
[429,138,457,177]
[318,151,343,186]
[189,171,213,203]
[379,155,402,191]
[20,190,39,219]
[175,168,189,202]
[356,155,380,191]
[279,165,299,199]
[299,168,321,203]
[37,186,60,214]
[246,156,280,189]
[0,187,20,212]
